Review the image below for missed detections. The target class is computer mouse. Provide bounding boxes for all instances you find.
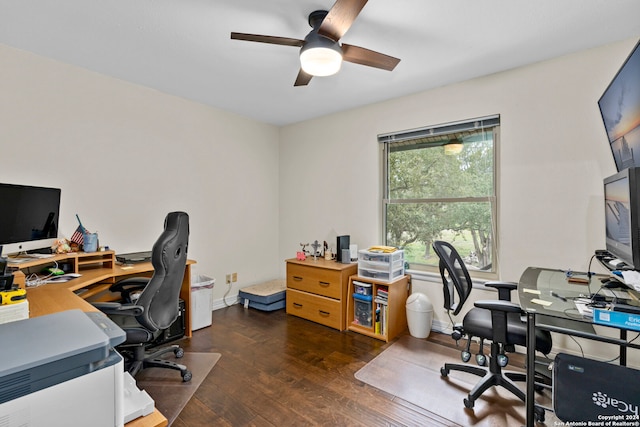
[603,280,625,289]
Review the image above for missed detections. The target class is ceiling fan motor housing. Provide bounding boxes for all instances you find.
[308,10,329,31]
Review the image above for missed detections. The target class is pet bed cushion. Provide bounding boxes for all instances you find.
[239,279,286,311]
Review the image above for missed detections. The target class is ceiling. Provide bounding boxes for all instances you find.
[1,0,639,126]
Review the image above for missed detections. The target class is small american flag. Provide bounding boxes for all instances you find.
[70,226,84,245]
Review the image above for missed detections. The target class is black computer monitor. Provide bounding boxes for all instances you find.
[604,167,640,269]
[598,39,640,171]
[0,183,61,256]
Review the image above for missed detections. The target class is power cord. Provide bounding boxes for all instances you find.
[222,278,235,307]
[25,260,60,287]
[599,332,640,363]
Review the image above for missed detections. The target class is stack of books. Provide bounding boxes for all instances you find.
[375,285,389,335]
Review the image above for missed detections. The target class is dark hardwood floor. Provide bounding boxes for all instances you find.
[170,305,510,427]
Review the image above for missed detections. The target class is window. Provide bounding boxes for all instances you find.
[380,115,499,277]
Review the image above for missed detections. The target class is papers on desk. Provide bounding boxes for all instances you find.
[43,273,82,283]
[619,270,640,292]
[530,298,553,307]
[7,254,54,263]
[574,298,594,317]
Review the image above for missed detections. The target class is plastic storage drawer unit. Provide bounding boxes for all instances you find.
[357,249,404,283]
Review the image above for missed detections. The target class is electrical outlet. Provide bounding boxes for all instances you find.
[226,274,231,284]
[232,272,238,282]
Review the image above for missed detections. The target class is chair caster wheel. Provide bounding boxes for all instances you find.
[534,407,545,423]
[463,397,474,409]
[174,347,184,358]
[497,354,508,367]
[461,351,471,363]
[440,367,449,377]
[182,370,192,382]
[476,354,487,366]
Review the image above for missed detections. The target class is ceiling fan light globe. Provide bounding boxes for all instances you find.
[300,47,343,76]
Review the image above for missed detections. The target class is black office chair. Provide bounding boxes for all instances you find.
[95,211,192,382]
[432,241,551,419]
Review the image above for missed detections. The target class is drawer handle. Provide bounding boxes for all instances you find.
[293,276,303,281]
[293,302,303,308]
[319,281,330,287]
[319,310,330,316]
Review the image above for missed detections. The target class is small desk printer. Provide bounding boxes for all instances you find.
[0,309,127,427]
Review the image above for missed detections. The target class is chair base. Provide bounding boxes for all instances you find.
[440,360,546,422]
[122,343,192,382]
[440,362,525,406]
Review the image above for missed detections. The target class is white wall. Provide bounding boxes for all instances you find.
[0,44,281,306]
[279,37,640,364]
[3,36,639,363]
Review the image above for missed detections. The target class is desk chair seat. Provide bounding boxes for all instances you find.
[432,241,552,421]
[463,309,552,354]
[95,211,192,382]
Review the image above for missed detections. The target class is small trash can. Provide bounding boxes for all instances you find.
[191,275,215,330]
[406,292,433,339]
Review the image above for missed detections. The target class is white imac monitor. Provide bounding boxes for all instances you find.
[0,183,61,256]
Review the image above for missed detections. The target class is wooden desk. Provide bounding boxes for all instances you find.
[8,251,196,427]
[10,251,195,337]
[518,267,640,426]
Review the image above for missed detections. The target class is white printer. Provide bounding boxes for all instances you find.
[0,309,127,427]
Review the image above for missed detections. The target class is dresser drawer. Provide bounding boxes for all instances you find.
[287,263,342,299]
[286,289,342,330]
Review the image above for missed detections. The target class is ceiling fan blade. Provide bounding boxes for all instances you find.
[318,0,368,41]
[294,69,313,86]
[342,43,400,71]
[230,32,304,47]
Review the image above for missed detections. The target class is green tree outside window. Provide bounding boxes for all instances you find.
[382,119,498,276]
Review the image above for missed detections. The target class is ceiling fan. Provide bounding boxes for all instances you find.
[230,0,401,86]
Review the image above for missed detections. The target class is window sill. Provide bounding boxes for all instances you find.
[406,268,492,289]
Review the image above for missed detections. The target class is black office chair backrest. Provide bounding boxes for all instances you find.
[136,211,189,332]
[432,241,473,315]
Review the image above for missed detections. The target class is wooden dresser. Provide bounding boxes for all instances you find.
[285,258,357,330]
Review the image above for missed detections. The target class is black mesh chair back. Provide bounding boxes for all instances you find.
[433,240,472,315]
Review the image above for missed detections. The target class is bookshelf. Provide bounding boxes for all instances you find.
[346,274,409,342]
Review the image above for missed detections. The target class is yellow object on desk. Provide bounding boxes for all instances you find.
[0,288,27,305]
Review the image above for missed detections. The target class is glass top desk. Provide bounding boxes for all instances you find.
[518,267,640,426]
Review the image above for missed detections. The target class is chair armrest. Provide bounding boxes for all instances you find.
[109,277,150,293]
[93,301,144,317]
[474,299,523,344]
[109,277,150,303]
[483,281,518,301]
[474,299,522,313]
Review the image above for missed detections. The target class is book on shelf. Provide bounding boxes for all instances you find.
[374,296,388,305]
[375,301,388,335]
